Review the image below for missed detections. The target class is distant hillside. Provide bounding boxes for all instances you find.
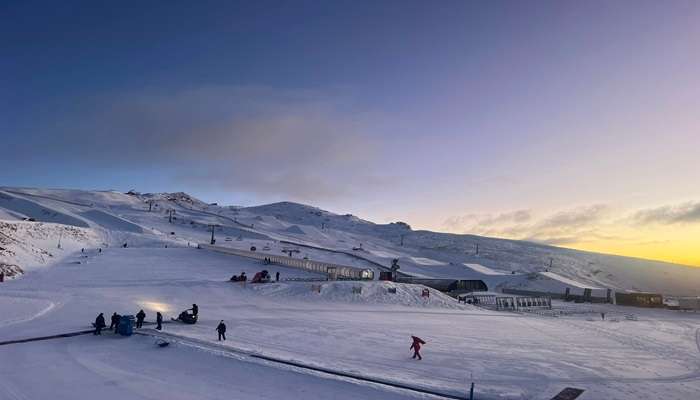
[1,186,699,295]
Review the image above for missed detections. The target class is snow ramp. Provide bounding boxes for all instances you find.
[79,209,144,233]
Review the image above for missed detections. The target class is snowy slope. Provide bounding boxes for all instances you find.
[2,186,700,296]
[1,188,699,399]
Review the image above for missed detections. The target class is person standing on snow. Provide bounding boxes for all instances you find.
[216,320,227,341]
[94,313,106,335]
[410,336,426,360]
[156,312,163,330]
[136,309,146,328]
[276,272,280,282]
[109,312,120,331]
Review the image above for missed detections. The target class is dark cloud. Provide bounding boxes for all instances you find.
[631,202,700,225]
[17,86,391,201]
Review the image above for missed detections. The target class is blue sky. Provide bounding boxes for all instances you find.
[2,1,700,264]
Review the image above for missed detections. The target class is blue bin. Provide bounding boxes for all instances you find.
[118,315,135,336]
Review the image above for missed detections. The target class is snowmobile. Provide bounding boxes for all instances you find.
[172,310,198,324]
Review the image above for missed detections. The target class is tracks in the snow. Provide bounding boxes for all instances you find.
[136,329,470,400]
[0,330,95,346]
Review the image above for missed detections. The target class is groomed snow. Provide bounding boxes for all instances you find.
[463,263,509,275]
[540,271,601,289]
[2,247,700,400]
[409,257,447,266]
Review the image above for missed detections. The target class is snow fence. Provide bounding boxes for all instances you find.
[199,244,374,280]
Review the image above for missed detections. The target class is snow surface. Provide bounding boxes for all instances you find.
[2,247,700,399]
[410,257,447,266]
[463,263,509,275]
[250,280,467,309]
[539,271,601,289]
[3,187,700,399]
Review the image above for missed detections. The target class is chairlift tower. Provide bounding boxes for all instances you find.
[208,224,220,245]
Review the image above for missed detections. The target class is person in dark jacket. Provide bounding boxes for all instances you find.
[216,320,226,341]
[156,312,163,330]
[136,309,146,328]
[190,304,199,317]
[276,272,280,282]
[410,336,426,360]
[94,313,106,335]
[109,312,119,331]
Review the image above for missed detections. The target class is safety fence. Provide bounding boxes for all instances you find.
[277,240,406,276]
[199,244,374,280]
[501,288,611,303]
[457,293,552,311]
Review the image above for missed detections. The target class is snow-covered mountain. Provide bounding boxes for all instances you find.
[1,186,699,295]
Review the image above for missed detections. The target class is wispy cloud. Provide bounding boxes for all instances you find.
[630,201,700,225]
[443,209,531,232]
[444,199,700,248]
[443,204,611,245]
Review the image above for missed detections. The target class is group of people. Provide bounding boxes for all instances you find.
[232,270,281,283]
[93,309,164,335]
[94,309,427,361]
[230,272,247,282]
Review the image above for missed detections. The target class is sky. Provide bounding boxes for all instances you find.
[2,0,699,266]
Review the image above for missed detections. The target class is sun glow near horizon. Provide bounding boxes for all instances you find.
[423,201,700,269]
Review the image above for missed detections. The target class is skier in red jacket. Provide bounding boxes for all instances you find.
[410,336,426,360]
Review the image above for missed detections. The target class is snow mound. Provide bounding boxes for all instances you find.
[250,281,468,309]
[282,225,306,235]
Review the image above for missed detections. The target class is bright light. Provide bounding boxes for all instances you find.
[137,300,173,313]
